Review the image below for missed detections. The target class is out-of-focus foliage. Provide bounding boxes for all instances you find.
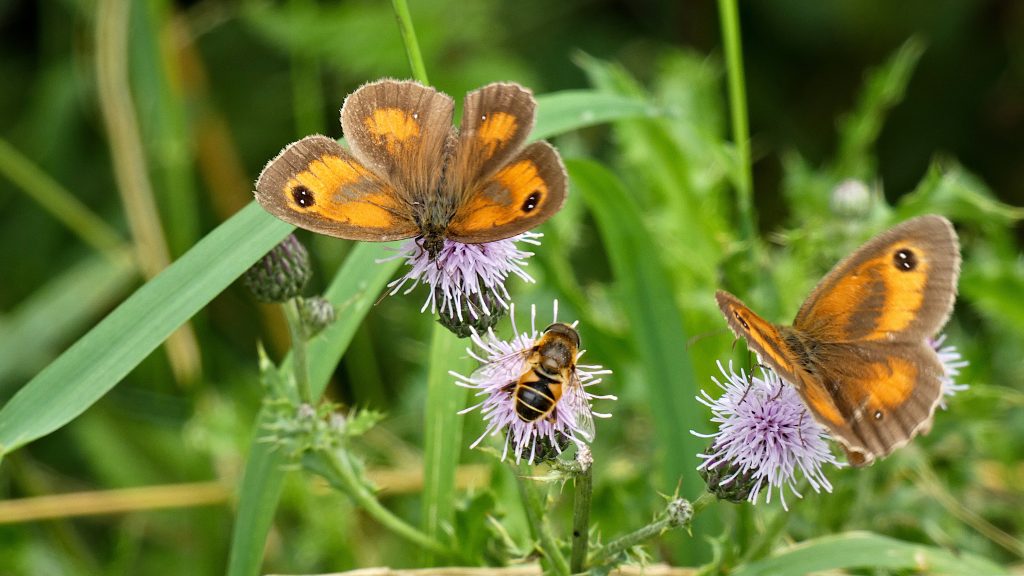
[0,1,1021,575]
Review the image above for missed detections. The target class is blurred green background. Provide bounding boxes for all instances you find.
[0,0,1022,574]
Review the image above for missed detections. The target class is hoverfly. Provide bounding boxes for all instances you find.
[503,322,595,440]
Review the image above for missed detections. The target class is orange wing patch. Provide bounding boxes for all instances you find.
[285,153,403,230]
[477,112,519,158]
[864,356,917,413]
[364,108,421,154]
[870,243,929,335]
[454,159,548,231]
[800,378,845,427]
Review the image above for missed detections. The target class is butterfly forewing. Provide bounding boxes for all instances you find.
[448,82,537,197]
[255,135,419,241]
[793,215,960,344]
[340,79,455,201]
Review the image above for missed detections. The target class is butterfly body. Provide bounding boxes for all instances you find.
[716,215,960,466]
[256,80,567,261]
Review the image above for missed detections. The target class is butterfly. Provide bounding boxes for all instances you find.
[715,215,961,466]
[255,79,567,260]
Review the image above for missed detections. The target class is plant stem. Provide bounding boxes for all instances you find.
[310,450,451,558]
[717,0,756,246]
[569,464,593,574]
[391,0,430,85]
[514,465,570,576]
[283,299,312,404]
[589,492,714,568]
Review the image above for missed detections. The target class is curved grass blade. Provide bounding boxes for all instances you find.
[569,158,701,495]
[0,203,292,459]
[733,532,1007,576]
[532,90,656,142]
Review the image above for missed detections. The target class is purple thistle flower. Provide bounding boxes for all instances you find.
[378,233,542,323]
[451,302,615,464]
[931,333,969,409]
[693,361,841,511]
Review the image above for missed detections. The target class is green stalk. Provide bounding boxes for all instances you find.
[514,465,570,576]
[391,0,430,84]
[589,492,714,568]
[419,323,469,565]
[307,450,451,558]
[717,0,756,246]
[569,464,593,573]
[289,0,324,136]
[283,299,311,404]
[0,138,124,256]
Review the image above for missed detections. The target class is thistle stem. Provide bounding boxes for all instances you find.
[309,450,451,558]
[589,492,714,568]
[569,464,593,573]
[283,298,312,404]
[514,464,570,576]
[717,0,756,246]
[391,0,429,85]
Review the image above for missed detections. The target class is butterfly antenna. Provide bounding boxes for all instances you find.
[685,327,732,350]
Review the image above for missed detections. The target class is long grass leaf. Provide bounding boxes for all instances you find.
[420,323,469,565]
[733,532,1007,576]
[0,203,291,458]
[568,159,702,495]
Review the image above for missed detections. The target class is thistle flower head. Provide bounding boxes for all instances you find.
[378,233,542,337]
[931,333,969,408]
[692,362,841,510]
[452,302,615,464]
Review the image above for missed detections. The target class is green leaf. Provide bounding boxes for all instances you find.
[835,37,925,179]
[0,203,292,458]
[227,241,403,576]
[532,90,657,142]
[420,323,470,565]
[568,159,702,496]
[0,249,136,391]
[733,532,1007,576]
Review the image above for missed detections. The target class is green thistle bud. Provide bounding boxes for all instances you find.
[436,284,507,338]
[301,296,336,337]
[244,234,311,303]
[666,498,693,527]
[698,441,758,504]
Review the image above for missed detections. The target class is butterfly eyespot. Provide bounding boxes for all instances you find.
[412,112,419,120]
[291,185,315,208]
[873,410,884,420]
[480,113,487,121]
[521,191,542,213]
[893,248,917,271]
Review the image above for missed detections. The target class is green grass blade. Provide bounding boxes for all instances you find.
[0,203,292,458]
[733,532,1008,576]
[532,90,655,141]
[0,137,124,255]
[226,241,403,576]
[420,323,470,565]
[0,249,136,391]
[568,158,704,552]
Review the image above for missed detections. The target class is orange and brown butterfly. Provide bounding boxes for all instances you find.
[715,215,961,467]
[255,79,567,260]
